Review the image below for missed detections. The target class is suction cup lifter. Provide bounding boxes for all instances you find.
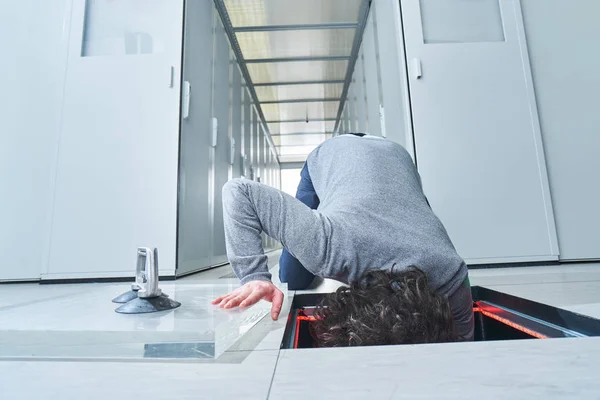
[113,247,181,314]
[136,247,162,298]
[111,247,154,303]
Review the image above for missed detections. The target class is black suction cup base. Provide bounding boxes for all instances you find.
[112,291,170,304]
[115,295,181,314]
[112,290,138,304]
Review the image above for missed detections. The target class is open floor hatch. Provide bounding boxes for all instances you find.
[282,286,600,349]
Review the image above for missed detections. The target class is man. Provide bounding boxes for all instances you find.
[212,133,474,344]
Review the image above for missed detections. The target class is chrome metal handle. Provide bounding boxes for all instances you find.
[136,247,162,298]
[132,247,147,291]
[182,81,191,119]
[412,58,423,79]
[168,66,175,88]
[229,136,236,165]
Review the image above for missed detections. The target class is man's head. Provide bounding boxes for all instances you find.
[310,267,457,347]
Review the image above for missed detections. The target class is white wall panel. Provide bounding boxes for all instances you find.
[211,21,232,266]
[342,0,414,151]
[354,53,368,133]
[177,0,214,275]
[342,104,350,134]
[242,90,252,178]
[231,66,243,179]
[0,0,71,280]
[401,0,558,263]
[259,130,266,183]
[521,0,600,260]
[46,0,184,279]
[362,12,383,137]
[347,84,357,133]
[252,108,260,179]
[373,0,412,150]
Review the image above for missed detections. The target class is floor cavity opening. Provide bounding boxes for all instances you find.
[282,286,600,349]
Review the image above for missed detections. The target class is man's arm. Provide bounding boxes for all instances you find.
[278,164,319,289]
[213,176,326,320]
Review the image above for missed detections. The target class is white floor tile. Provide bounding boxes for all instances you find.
[562,303,600,320]
[1,349,279,400]
[0,281,286,360]
[0,283,93,309]
[469,263,600,286]
[270,338,600,400]
[481,280,600,307]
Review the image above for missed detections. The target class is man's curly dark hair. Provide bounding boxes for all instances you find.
[310,267,458,347]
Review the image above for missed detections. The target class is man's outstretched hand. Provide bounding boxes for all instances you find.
[211,280,284,320]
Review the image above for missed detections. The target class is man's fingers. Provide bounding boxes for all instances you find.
[215,289,242,307]
[224,295,245,309]
[224,292,252,309]
[218,293,236,307]
[215,294,234,306]
[211,295,227,305]
[239,291,264,309]
[270,289,284,321]
[213,283,283,317]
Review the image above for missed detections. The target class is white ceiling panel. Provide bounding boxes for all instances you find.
[268,120,336,134]
[255,83,343,102]
[247,60,348,84]
[237,29,355,60]
[279,154,309,163]
[261,101,339,122]
[277,144,320,156]
[225,0,363,27]
[272,134,332,147]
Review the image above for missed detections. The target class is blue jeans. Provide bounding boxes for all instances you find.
[279,250,316,290]
[278,164,319,290]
